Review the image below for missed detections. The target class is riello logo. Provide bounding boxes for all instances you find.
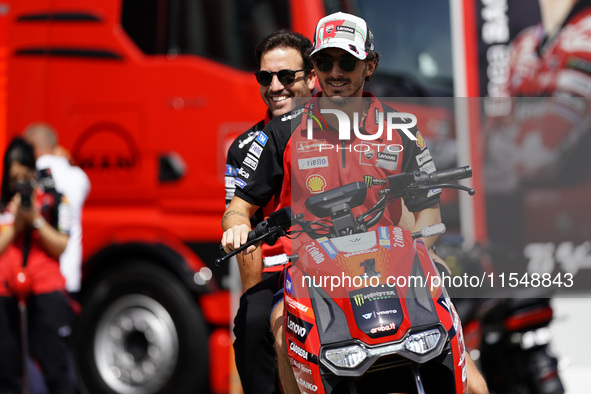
[306,109,418,142]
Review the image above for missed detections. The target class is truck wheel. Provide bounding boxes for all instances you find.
[75,261,208,394]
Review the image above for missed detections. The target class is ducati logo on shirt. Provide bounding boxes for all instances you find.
[359,143,374,166]
[306,174,326,194]
[359,143,400,170]
[238,131,258,149]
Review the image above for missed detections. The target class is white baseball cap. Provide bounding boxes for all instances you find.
[311,12,375,60]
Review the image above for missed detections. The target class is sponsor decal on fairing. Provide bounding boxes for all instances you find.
[378,226,390,249]
[289,340,318,364]
[305,243,325,264]
[317,237,338,259]
[286,311,314,343]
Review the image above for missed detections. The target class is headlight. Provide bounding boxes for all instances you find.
[324,344,367,368]
[404,329,441,354]
[322,327,444,373]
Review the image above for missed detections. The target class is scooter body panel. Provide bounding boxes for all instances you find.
[284,226,468,393]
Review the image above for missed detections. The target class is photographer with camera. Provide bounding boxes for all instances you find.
[25,122,90,300]
[0,137,74,393]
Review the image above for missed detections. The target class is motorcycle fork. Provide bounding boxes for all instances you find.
[412,365,427,394]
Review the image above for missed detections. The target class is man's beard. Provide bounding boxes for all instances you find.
[325,95,349,106]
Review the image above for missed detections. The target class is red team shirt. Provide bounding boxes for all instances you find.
[490,4,591,180]
[0,189,70,296]
[234,93,441,255]
[507,4,591,97]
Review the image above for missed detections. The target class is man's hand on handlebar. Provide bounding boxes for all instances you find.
[221,197,262,257]
[221,224,260,255]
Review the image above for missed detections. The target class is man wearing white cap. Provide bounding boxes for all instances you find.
[222,11,488,394]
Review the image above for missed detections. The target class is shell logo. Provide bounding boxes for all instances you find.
[416,131,426,150]
[306,174,326,194]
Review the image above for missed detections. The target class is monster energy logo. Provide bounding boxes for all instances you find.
[352,290,397,307]
[363,175,387,189]
[353,294,364,306]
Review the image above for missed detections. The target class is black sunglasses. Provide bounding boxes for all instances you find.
[313,56,358,72]
[254,68,308,86]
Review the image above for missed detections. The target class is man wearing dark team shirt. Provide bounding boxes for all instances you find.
[225,30,315,394]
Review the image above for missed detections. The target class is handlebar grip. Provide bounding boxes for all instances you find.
[218,208,292,265]
[246,207,293,244]
[425,166,472,184]
[217,223,267,264]
[247,220,269,243]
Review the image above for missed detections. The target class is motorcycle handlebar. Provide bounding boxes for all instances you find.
[247,220,271,243]
[422,165,472,184]
[220,166,473,263]
[244,207,293,243]
[387,165,474,197]
[217,207,293,264]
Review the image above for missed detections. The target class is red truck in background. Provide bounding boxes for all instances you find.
[1,0,524,393]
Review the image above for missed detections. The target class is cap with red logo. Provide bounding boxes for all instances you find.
[311,12,375,60]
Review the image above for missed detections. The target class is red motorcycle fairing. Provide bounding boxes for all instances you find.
[283,225,468,393]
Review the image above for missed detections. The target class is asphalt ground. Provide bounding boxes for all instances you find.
[24,296,590,393]
[550,297,591,394]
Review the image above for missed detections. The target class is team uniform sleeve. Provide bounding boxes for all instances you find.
[224,121,267,208]
[234,119,288,208]
[225,139,242,208]
[224,126,256,207]
[399,126,442,212]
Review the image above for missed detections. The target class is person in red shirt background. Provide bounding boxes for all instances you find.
[486,0,591,184]
[0,137,73,393]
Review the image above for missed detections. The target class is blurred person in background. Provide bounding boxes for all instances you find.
[25,122,91,301]
[25,123,90,393]
[487,0,591,183]
[484,0,591,254]
[479,2,591,392]
[0,137,73,393]
[508,0,591,98]
[224,30,316,393]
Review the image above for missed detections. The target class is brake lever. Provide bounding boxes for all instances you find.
[215,230,278,266]
[408,183,476,196]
